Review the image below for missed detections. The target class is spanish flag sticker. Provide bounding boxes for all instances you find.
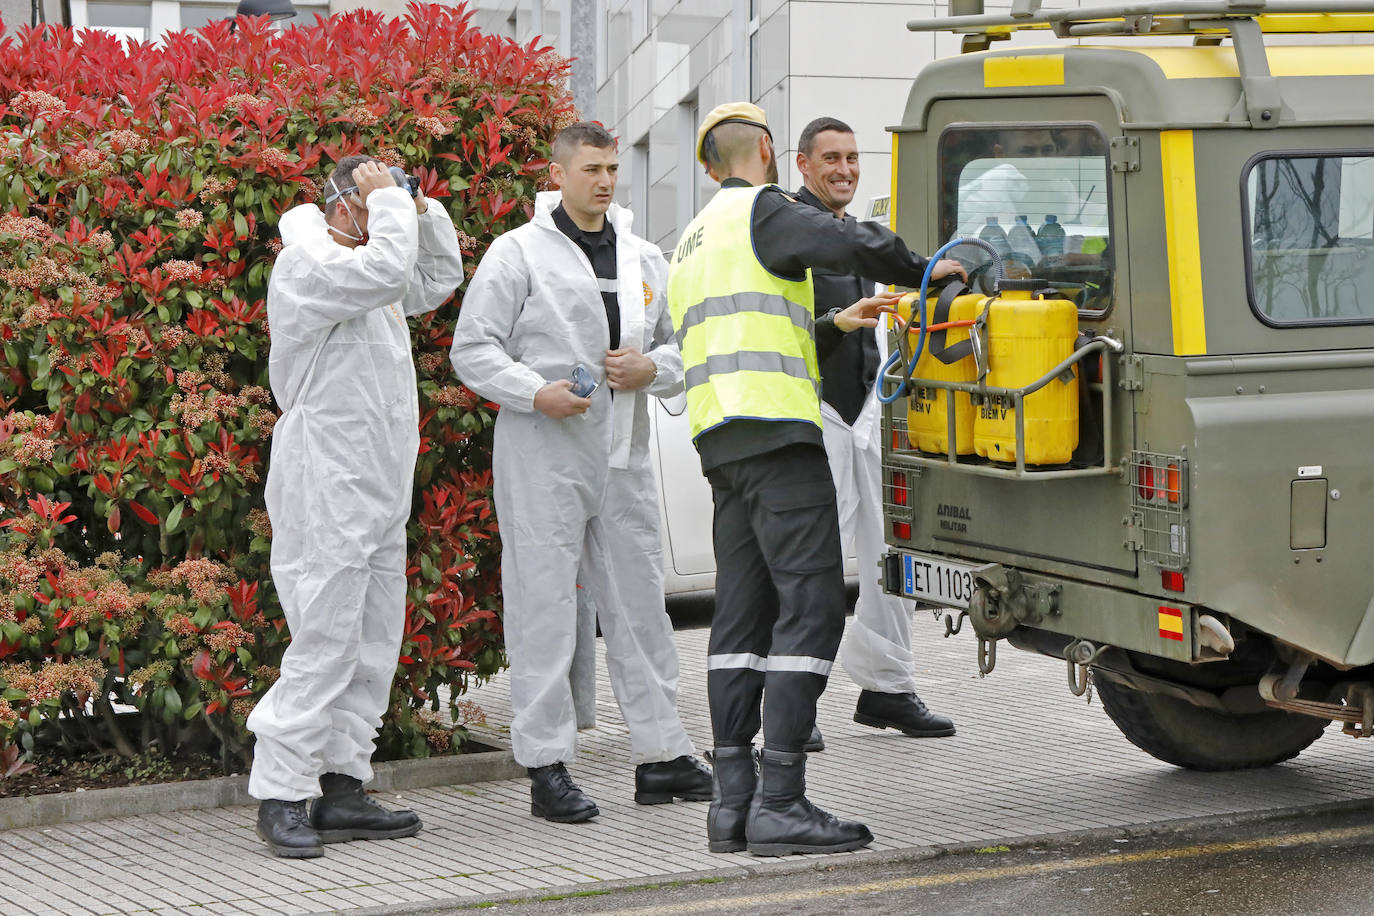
[1159,606,1184,641]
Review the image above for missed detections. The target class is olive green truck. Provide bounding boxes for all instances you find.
[880,0,1374,770]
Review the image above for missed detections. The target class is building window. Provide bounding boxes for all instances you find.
[82,1,152,39]
[632,138,650,228]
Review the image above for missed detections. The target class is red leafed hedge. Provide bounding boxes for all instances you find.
[0,4,573,769]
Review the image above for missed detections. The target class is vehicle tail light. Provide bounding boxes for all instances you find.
[1161,570,1184,592]
[1137,463,1154,501]
[891,471,909,507]
[1166,463,1181,504]
[890,471,910,540]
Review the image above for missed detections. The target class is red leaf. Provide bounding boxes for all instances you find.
[128,501,159,525]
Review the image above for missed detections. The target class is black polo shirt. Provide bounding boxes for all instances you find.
[553,203,620,350]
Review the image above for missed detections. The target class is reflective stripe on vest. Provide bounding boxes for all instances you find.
[667,185,820,441]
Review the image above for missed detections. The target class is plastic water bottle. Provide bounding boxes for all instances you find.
[1037,214,1066,256]
[1008,215,1042,262]
[977,217,1011,260]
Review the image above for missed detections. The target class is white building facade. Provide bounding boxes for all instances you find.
[471,1,1040,253]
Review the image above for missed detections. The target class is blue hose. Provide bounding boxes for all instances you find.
[877,237,1004,404]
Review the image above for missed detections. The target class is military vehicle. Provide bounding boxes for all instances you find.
[879,0,1374,770]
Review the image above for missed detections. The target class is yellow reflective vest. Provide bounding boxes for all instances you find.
[668,185,821,441]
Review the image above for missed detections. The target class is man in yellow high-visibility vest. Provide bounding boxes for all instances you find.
[668,102,963,858]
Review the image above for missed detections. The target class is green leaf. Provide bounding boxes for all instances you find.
[164,500,185,534]
[186,290,203,308]
[75,183,90,212]
[183,700,203,720]
[233,212,249,237]
[0,459,16,474]
[30,470,54,493]
[448,175,470,192]
[9,174,25,214]
[73,628,90,652]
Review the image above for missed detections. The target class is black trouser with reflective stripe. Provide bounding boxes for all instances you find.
[704,443,847,754]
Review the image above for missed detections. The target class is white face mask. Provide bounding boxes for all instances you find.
[324,175,366,242]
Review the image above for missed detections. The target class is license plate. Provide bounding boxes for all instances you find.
[899,552,977,608]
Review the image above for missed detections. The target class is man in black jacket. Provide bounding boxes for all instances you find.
[795,117,955,745]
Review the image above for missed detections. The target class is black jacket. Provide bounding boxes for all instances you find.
[795,186,880,427]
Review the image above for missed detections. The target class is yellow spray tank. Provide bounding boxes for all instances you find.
[896,284,982,456]
[973,279,1080,465]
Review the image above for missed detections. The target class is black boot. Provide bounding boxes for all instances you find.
[707,746,757,853]
[529,763,599,823]
[635,754,713,804]
[745,749,872,857]
[310,773,423,843]
[803,724,825,753]
[257,799,324,858]
[853,690,955,737]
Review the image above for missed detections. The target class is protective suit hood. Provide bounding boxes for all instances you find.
[278,203,334,253]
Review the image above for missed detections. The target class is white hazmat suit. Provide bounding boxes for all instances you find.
[248,187,465,802]
[449,191,695,769]
[829,388,919,696]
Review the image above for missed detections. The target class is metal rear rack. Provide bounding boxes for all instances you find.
[880,335,1124,481]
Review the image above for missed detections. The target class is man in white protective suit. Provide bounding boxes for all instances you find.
[450,122,711,823]
[247,156,465,858]
[794,118,955,746]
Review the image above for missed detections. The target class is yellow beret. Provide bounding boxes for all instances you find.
[696,102,771,164]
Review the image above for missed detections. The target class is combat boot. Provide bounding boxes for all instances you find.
[528,762,600,822]
[706,746,757,853]
[256,799,324,858]
[745,749,872,857]
[310,773,423,843]
[853,690,955,738]
[635,754,713,804]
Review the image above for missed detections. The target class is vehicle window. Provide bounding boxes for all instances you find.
[939,125,1112,314]
[1245,153,1374,326]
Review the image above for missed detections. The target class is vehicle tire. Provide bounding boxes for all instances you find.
[1093,675,1329,771]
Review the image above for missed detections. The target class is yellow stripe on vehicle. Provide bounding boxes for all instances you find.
[1256,13,1374,34]
[1126,45,1374,80]
[984,54,1065,88]
[890,132,899,234]
[1160,130,1207,356]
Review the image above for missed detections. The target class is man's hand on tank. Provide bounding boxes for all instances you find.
[533,380,592,418]
[835,292,902,333]
[930,258,968,283]
[604,347,656,390]
[351,162,395,206]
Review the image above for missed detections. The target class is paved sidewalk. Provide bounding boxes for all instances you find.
[6,618,1374,915]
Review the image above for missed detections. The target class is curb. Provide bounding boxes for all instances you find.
[345,794,1374,915]
[0,735,524,831]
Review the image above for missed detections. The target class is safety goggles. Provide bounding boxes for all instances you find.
[324,175,361,207]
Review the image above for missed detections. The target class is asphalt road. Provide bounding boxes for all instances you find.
[412,803,1374,915]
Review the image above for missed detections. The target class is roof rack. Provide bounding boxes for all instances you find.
[909,1,1374,128]
[911,1,1374,44]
